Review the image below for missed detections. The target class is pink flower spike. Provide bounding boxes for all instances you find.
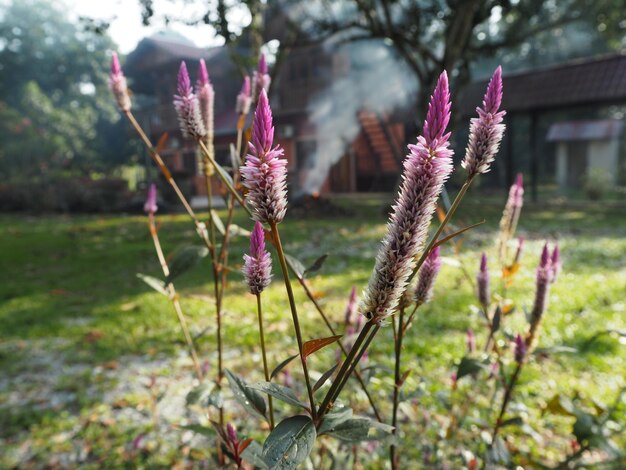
[226,423,238,445]
[514,334,526,364]
[240,89,288,224]
[466,329,476,353]
[196,59,215,143]
[344,286,358,325]
[531,243,553,323]
[242,221,272,294]
[198,59,209,86]
[477,252,490,308]
[173,61,206,139]
[414,246,442,305]
[423,71,451,146]
[236,75,252,115]
[109,52,131,112]
[143,183,158,215]
[258,53,268,75]
[360,73,453,322]
[462,66,506,176]
[550,244,561,282]
[252,53,271,101]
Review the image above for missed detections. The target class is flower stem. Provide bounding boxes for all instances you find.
[270,221,317,419]
[148,214,203,382]
[256,293,275,429]
[492,361,523,443]
[389,308,406,470]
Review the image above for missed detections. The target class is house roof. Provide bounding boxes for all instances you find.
[546,119,624,142]
[460,54,626,115]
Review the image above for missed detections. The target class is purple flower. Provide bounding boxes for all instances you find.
[477,252,490,308]
[252,53,271,102]
[550,244,560,282]
[242,222,272,295]
[498,174,524,258]
[514,334,526,364]
[344,286,358,325]
[226,423,238,444]
[236,75,252,115]
[173,61,206,140]
[143,183,158,215]
[531,243,552,324]
[462,67,506,176]
[488,361,499,379]
[109,52,131,112]
[466,328,476,353]
[240,89,288,224]
[414,246,442,305]
[360,72,454,322]
[196,59,215,144]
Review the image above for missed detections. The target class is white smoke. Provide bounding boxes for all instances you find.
[302,39,417,193]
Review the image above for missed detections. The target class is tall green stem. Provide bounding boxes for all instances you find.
[256,293,275,429]
[270,222,317,419]
[390,308,406,470]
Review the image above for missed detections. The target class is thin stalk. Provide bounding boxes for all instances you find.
[294,274,382,422]
[401,303,421,336]
[328,325,380,410]
[492,361,523,443]
[390,308,406,470]
[256,293,275,429]
[318,321,374,419]
[197,139,247,211]
[148,214,203,381]
[413,176,476,276]
[270,221,317,419]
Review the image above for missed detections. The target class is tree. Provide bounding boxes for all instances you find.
[0,0,132,181]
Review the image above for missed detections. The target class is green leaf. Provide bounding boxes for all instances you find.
[210,210,225,236]
[248,382,309,410]
[186,384,209,406]
[487,436,510,464]
[262,415,316,470]
[324,417,394,443]
[573,411,597,443]
[318,407,353,434]
[533,345,578,356]
[206,387,223,409]
[304,254,328,277]
[456,356,489,381]
[270,354,299,380]
[543,394,576,416]
[303,335,343,359]
[136,273,168,296]
[500,416,524,428]
[225,369,267,421]
[285,254,306,279]
[313,364,338,392]
[241,440,268,469]
[165,245,209,284]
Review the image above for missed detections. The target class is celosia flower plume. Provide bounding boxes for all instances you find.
[360,72,454,322]
[527,243,553,349]
[236,75,252,115]
[477,252,490,308]
[173,61,206,140]
[344,286,358,325]
[109,52,131,112]
[240,89,288,224]
[252,53,271,102]
[550,244,560,282]
[498,173,524,259]
[242,222,272,295]
[414,246,442,305]
[196,59,214,145]
[514,333,526,364]
[143,183,158,215]
[462,66,505,176]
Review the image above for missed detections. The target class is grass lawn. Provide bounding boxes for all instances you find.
[0,193,624,468]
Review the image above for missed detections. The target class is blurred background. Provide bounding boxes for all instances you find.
[0,0,625,211]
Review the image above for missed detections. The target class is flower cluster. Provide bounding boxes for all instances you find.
[143,183,158,215]
[109,52,131,112]
[173,61,206,140]
[359,72,454,322]
[462,67,506,176]
[240,89,288,224]
[196,59,215,145]
[414,246,442,305]
[252,53,271,102]
[236,75,252,115]
[498,173,524,259]
[242,222,272,295]
[477,252,490,308]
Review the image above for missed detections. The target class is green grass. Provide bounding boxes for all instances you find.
[0,194,625,468]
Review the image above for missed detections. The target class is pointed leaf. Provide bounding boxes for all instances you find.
[210,210,225,236]
[318,407,353,434]
[137,273,168,296]
[491,306,501,333]
[456,356,489,381]
[304,254,328,277]
[156,132,169,154]
[434,220,486,248]
[225,369,267,421]
[324,417,394,443]
[238,437,254,454]
[285,254,306,279]
[186,384,209,406]
[262,415,316,470]
[500,416,524,428]
[248,382,309,410]
[313,364,338,392]
[270,354,299,380]
[303,335,343,359]
[229,143,241,169]
[241,440,268,469]
[165,245,209,284]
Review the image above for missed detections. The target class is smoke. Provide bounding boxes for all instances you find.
[302,39,417,193]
